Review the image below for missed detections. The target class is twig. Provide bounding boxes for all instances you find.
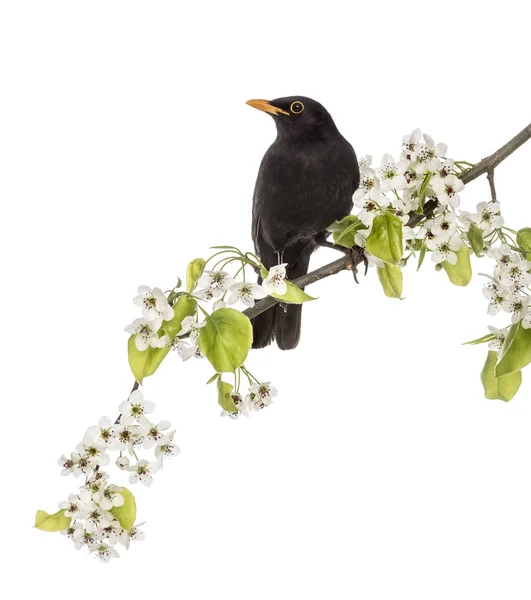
[244,122,531,322]
[459,123,531,184]
[487,169,497,202]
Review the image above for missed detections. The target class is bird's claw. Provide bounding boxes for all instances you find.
[347,245,368,284]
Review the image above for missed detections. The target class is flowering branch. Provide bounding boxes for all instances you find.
[36,121,531,562]
[244,123,531,322]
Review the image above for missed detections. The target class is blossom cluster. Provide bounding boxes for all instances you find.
[482,244,531,328]
[55,389,179,561]
[195,264,288,303]
[352,129,470,267]
[125,266,281,418]
[221,382,278,419]
[351,128,530,372]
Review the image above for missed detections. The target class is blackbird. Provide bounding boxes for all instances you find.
[247,96,359,350]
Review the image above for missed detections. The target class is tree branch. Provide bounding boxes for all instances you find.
[244,122,531,322]
[459,123,531,184]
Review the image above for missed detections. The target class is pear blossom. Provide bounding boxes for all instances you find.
[498,260,531,288]
[227,282,267,307]
[128,459,160,487]
[154,431,181,464]
[124,318,164,351]
[487,326,509,351]
[379,154,407,192]
[123,524,146,550]
[502,294,531,323]
[432,174,464,208]
[118,389,155,425]
[58,452,77,476]
[196,270,234,299]
[401,128,422,161]
[133,286,173,322]
[475,201,504,232]
[416,134,448,171]
[431,234,463,265]
[142,420,171,449]
[116,456,130,470]
[483,279,511,315]
[76,441,110,468]
[431,212,458,240]
[246,383,278,410]
[91,543,120,563]
[84,416,118,450]
[59,494,90,519]
[61,521,84,542]
[73,527,99,550]
[262,264,288,295]
[93,483,125,510]
[177,316,206,341]
[99,520,125,545]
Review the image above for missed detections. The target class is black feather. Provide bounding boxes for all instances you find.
[250,96,359,350]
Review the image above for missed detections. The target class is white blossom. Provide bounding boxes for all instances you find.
[118,389,155,425]
[379,154,407,192]
[262,264,288,295]
[431,174,464,209]
[177,316,206,341]
[133,286,173,322]
[124,318,165,351]
[227,282,267,307]
[128,459,160,487]
[93,483,125,511]
[90,543,120,563]
[246,383,278,410]
[431,234,463,265]
[84,417,118,450]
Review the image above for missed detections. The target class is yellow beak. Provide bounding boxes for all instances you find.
[246,99,290,117]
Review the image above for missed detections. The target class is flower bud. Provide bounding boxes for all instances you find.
[116,456,130,469]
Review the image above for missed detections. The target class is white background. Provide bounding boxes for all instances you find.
[2,1,531,598]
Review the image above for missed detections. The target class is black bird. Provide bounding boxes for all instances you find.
[247,96,360,350]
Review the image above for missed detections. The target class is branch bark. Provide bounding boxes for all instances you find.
[244,122,531,322]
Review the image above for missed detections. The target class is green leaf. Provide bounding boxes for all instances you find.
[467,224,484,257]
[377,263,403,298]
[186,258,206,293]
[110,488,136,531]
[164,296,197,339]
[206,373,220,385]
[128,335,150,384]
[495,322,531,377]
[441,245,472,286]
[142,345,171,378]
[218,379,238,412]
[260,268,316,304]
[271,281,316,304]
[516,228,531,259]
[418,172,432,200]
[34,509,71,532]
[417,244,427,271]
[481,351,522,401]
[365,213,403,265]
[463,333,496,346]
[198,308,252,373]
[327,215,367,248]
[127,296,197,383]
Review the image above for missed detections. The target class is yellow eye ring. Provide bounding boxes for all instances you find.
[290,101,304,114]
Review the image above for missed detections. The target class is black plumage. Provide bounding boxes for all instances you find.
[248,96,359,350]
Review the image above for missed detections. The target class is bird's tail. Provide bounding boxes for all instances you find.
[252,243,313,351]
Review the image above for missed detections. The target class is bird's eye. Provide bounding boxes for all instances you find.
[290,101,304,114]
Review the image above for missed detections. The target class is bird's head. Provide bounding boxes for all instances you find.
[246,96,338,140]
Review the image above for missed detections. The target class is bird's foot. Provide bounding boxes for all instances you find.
[345,245,368,284]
